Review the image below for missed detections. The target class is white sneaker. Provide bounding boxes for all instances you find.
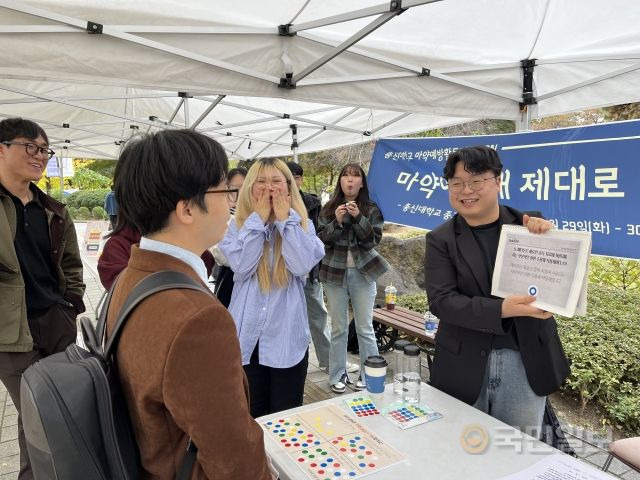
[330,373,352,394]
[346,362,360,373]
[354,379,366,391]
[330,381,346,394]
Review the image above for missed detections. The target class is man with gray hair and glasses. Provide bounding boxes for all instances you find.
[0,117,85,479]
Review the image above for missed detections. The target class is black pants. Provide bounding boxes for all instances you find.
[244,344,308,418]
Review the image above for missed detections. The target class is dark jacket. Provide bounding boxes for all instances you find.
[98,226,215,290]
[106,247,271,480]
[424,205,570,405]
[300,190,322,281]
[0,183,85,352]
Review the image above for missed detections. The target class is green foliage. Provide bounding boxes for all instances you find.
[589,256,639,291]
[67,206,77,219]
[556,284,640,434]
[73,159,116,179]
[91,206,107,220]
[70,168,111,190]
[397,293,428,313]
[66,189,110,211]
[607,382,640,433]
[76,206,91,220]
[47,189,63,201]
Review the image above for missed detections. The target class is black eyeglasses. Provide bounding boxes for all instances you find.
[2,141,55,159]
[205,188,239,203]
[444,175,499,193]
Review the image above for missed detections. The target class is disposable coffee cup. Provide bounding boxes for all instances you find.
[364,355,388,395]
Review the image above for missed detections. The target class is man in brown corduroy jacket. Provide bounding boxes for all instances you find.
[105,129,273,480]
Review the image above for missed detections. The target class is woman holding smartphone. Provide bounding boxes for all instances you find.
[318,163,389,393]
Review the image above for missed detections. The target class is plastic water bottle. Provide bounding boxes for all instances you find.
[402,344,421,404]
[424,311,436,335]
[392,340,411,395]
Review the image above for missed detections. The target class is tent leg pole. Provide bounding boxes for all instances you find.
[58,149,64,202]
[516,106,532,132]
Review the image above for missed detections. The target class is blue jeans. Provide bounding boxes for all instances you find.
[303,278,331,368]
[325,268,378,385]
[473,349,546,436]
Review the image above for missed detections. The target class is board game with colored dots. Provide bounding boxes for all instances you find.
[344,396,380,418]
[261,404,405,479]
[381,401,443,430]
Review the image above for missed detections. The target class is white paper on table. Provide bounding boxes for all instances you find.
[496,454,616,480]
[492,225,592,317]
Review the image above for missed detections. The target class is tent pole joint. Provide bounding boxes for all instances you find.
[178,91,193,98]
[278,24,296,36]
[389,0,406,12]
[290,124,298,149]
[279,74,296,89]
[86,21,103,34]
[520,58,537,109]
[419,67,430,76]
[62,123,70,128]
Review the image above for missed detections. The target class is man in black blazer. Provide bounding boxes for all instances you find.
[425,145,570,435]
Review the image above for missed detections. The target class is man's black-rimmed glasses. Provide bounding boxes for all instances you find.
[205,188,239,203]
[1,141,55,159]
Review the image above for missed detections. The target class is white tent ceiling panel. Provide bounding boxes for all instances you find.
[0,0,639,159]
[0,80,472,158]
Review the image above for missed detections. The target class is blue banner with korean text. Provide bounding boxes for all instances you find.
[367,120,640,260]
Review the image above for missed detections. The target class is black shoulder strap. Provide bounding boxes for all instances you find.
[177,439,198,480]
[94,277,120,351]
[104,270,210,358]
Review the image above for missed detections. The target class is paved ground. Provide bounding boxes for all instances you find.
[0,224,637,479]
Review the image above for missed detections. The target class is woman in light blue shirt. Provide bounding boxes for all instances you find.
[219,158,325,417]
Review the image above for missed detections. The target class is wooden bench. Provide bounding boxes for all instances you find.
[372,306,436,370]
[372,306,435,346]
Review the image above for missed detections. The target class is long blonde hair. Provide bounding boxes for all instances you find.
[234,158,309,291]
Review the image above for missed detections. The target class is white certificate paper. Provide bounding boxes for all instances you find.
[497,454,616,480]
[492,225,592,317]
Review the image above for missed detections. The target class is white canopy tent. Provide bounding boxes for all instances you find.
[0,0,639,159]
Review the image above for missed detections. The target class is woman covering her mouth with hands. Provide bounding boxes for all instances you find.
[219,158,324,417]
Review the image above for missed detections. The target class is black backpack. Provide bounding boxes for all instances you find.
[20,271,209,480]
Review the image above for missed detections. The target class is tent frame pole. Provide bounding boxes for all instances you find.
[290,11,401,85]
[288,0,441,34]
[191,95,225,129]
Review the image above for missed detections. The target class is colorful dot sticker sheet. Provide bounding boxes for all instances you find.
[381,401,444,430]
[344,396,380,418]
[261,404,405,480]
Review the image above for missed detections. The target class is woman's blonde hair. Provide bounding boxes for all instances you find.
[234,158,309,291]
